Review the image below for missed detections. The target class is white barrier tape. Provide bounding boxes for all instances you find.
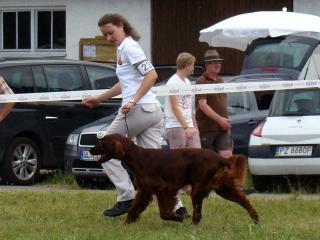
[152,80,320,96]
[0,80,320,103]
[0,90,120,103]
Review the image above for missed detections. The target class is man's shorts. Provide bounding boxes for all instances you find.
[200,130,233,152]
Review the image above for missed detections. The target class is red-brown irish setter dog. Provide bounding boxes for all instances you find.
[90,133,259,224]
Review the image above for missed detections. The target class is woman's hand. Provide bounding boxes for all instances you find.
[82,83,121,108]
[82,96,101,108]
[121,102,135,114]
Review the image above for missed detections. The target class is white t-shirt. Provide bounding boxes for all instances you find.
[116,36,157,105]
[165,74,194,128]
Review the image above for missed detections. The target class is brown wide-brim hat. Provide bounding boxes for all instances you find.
[203,49,224,62]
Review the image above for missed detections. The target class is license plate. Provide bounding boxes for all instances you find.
[80,150,100,161]
[275,146,313,157]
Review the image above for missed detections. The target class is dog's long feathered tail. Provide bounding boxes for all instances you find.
[211,154,247,190]
[229,154,247,188]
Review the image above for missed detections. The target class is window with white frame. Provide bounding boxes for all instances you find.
[2,11,31,49]
[37,10,66,49]
[1,9,66,51]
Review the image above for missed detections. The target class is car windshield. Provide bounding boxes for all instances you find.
[269,88,320,116]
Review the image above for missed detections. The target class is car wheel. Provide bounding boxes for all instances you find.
[1,137,41,185]
[75,176,111,190]
[251,175,271,192]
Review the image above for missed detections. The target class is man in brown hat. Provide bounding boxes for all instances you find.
[195,49,233,158]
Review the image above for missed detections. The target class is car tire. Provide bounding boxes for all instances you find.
[75,176,111,190]
[1,137,41,185]
[251,175,271,192]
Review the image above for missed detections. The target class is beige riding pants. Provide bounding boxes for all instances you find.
[101,103,164,202]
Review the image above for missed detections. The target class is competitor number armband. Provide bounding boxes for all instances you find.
[137,60,154,75]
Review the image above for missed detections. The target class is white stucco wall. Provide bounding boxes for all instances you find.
[66,0,152,60]
[0,0,152,60]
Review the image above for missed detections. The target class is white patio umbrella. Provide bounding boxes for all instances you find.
[199,10,320,51]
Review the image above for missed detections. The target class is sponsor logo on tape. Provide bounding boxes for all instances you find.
[214,86,225,92]
[191,86,202,93]
[60,93,71,99]
[306,81,318,86]
[259,83,270,89]
[39,94,49,100]
[282,82,294,88]
[236,84,247,91]
[18,96,28,101]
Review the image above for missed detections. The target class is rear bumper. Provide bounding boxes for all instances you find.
[249,157,320,175]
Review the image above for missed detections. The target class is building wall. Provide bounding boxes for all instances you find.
[0,0,152,60]
[66,0,151,60]
[152,0,293,74]
[2,0,320,64]
[294,0,320,16]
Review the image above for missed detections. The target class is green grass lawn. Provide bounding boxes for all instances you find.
[1,188,320,240]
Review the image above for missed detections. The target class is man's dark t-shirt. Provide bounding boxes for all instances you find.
[195,73,228,133]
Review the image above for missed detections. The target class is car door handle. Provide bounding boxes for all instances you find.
[45,116,58,120]
[248,119,257,125]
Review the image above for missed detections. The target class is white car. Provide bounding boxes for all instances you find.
[248,87,320,191]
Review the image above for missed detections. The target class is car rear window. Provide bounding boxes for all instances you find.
[243,36,319,73]
[246,42,310,69]
[269,89,320,116]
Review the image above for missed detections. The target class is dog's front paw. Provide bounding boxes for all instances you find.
[174,214,184,222]
[124,217,136,224]
[253,218,259,224]
[192,213,201,224]
[252,212,259,224]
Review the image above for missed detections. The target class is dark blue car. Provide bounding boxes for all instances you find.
[0,59,120,185]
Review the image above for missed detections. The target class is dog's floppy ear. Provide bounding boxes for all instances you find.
[113,140,125,158]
